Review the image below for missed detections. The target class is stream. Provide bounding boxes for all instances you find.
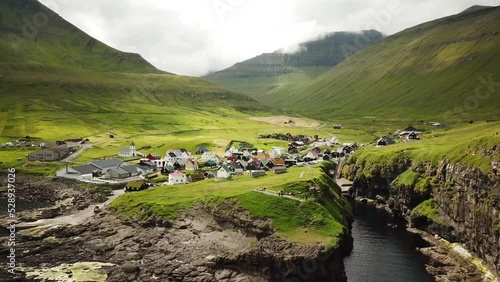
[344,203,432,282]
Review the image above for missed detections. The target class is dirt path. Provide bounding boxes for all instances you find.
[254,190,303,202]
[18,190,125,229]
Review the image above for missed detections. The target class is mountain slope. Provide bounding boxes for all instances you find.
[262,6,500,123]
[0,0,164,73]
[204,30,383,95]
[0,0,263,139]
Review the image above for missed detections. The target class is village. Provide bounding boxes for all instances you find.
[1,125,424,191]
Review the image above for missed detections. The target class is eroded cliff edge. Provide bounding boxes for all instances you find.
[345,146,499,279]
[0,165,353,281]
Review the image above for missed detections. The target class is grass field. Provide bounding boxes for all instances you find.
[111,164,351,247]
[348,121,500,173]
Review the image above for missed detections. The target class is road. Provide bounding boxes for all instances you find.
[60,143,93,163]
[17,189,125,229]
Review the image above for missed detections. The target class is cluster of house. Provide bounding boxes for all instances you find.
[55,134,352,186]
[158,145,293,185]
[376,126,422,147]
[258,133,316,143]
[57,158,158,180]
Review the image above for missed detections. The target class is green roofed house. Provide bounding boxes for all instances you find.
[124,181,148,192]
[217,165,233,179]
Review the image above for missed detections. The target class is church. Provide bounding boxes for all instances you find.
[119,141,137,158]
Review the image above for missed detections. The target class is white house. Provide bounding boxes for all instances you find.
[306,150,319,160]
[119,142,137,158]
[326,136,339,146]
[201,151,220,162]
[165,152,178,163]
[269,147,286,159]
[168,171,187,185]
[217,165,233,179]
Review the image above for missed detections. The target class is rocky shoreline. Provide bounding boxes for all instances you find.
[355,197,498,282]
[0,174,353,281]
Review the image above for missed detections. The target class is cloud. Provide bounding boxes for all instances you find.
[39,0,500,76]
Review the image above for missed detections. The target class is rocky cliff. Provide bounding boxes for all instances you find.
[345,153,500,277]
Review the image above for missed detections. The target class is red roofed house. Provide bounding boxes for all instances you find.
[168,171,187,185]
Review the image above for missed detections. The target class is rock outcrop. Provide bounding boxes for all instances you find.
[346,156,500,278]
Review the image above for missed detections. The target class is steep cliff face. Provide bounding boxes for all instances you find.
[346,155,500,276]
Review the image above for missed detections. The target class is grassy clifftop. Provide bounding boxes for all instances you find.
[111,164,352,247]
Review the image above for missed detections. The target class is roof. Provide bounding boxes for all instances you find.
[197,145,208,150]
[170,171,185,177]
[91,159,123,169]
[130,141,135,146]
[219,165,232,173]
[167,152,177,157]
[122,164,139,174]
[120,147,132,153]
[126,181,145,188]
[140,161,156,167]
[403,125,418,132]
[71,164,100,175]
[109,167,129,175]
[336,178,354,187]
[273,166,287,171]
[176,158,189,165]
[46,145,69,152]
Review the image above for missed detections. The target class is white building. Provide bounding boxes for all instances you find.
[119,142,137,158]
[168,171,187,185]
[269,147,286,159]
[217,165,233,179]
[201,151,219,162]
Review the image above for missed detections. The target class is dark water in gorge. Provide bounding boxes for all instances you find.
[344,204,433,282]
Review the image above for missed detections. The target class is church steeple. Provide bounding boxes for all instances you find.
[130,141,135,151]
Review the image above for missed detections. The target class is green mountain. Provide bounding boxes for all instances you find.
[257,6,500,123]
[0,0,261,139]
[204,30,384,95]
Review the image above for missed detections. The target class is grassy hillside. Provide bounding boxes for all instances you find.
[262,6,500,124]
[205,30,383,95]
[0,0,164,73]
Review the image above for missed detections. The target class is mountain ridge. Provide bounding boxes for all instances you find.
[204,30,384,95]
[253,5,500,123]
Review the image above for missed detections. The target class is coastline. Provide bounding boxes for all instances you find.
[354,197,499,282]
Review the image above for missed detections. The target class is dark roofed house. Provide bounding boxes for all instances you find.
[404,125,419,132]
[407,132,419,140]
[28,145,71,161]
[196,146,209,154]
[124,181,148,192]
[272,166,288,174]
[69,164,100,176]
[108,167,131,179]
[377,136,395,147]
[92,159,123,171]
[122,164,140,176]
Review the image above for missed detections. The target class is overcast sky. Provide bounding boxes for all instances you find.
[39,0,499,76]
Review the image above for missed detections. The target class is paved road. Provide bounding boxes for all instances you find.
[18,189,125,229]
[60,144,93,163]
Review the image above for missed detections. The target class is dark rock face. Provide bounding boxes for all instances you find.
[0,206,352,281]
[432,161,499,276]
[346,158,500,277]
